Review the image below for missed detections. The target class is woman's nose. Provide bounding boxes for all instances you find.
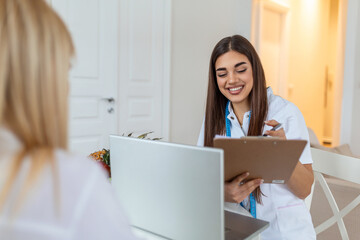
[228,72,236,84]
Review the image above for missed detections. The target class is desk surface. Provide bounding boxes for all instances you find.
[132,210,269,240]
[132,227,168,240]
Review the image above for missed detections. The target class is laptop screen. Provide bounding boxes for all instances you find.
[110,136,224,240]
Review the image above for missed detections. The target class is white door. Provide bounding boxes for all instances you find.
[118,0,171,141]
[252,0,289,97]
[50,0,119,155]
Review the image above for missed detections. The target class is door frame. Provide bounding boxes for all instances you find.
[251,0,290,98]
[339,0,356,146]
[162,0,172,141]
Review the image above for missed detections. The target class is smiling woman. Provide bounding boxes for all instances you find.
[197,35,316,240]
[203,35,268,147]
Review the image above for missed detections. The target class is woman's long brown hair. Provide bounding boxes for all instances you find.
[204,35,268,203]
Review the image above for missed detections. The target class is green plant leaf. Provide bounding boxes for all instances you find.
[137,131,153,139]
[103,150,110,165]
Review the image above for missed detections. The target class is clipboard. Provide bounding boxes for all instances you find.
[213,137,307,183]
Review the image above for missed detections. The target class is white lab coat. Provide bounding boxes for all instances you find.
[198,87,316,240]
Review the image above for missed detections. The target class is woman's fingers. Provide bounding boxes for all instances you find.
[242,179,263,195]
[231,172,249,185]
[232,179,263,203]
[264,119,286,139]
[224,172,249,202]
[264,128,286,140]
[264,119,279,127]
[236,179,263,203]
[225,175,263,203]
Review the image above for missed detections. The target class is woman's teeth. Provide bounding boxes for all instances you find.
[229,86,243,91]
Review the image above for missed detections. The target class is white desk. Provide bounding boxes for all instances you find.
[132,224,264,240]
[132,227,168,240]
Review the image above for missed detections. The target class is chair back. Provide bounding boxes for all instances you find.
[308,148,360,239]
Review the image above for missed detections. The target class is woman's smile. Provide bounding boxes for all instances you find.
[228,85,244,94]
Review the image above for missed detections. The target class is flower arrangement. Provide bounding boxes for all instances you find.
[89,132,161,177]
[89,148,111,177]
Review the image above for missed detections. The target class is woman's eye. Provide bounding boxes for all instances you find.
[237,69,246,73]
[217,73,227,77]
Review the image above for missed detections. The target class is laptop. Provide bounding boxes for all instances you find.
[110,136,269,240]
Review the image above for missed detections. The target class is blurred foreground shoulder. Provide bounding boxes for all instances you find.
[54,150,139,240]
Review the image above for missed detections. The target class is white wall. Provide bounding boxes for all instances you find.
[340,0,360,154]
[170,0,252,145]
[348,0,360,155]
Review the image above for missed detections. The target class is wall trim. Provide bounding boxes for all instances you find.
[162,0,172,141]
[340,0,358,144]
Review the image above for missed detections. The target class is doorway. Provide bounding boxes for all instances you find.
[252,0,344,146]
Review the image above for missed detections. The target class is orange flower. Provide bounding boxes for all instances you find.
[89,149,111,177]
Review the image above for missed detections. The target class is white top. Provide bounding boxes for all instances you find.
[0,128,138,240]
[198,88,316,240]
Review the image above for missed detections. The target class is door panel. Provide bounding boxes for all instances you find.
[119,0,170,139]
[51,0,118,155]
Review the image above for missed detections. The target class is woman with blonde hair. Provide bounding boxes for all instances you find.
[0,0,138,239]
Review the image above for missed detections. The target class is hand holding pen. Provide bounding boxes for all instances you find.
[263,120,286,139]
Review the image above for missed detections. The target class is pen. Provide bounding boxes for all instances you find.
[263,123,282,136]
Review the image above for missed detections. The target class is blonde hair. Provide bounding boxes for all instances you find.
[0,0,74,211]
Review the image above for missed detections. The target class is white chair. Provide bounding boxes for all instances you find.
[306,147,360,239]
